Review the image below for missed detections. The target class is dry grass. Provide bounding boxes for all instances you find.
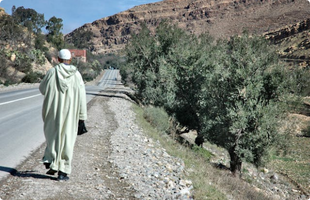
[132,104,276,200]
[267,113,310,195]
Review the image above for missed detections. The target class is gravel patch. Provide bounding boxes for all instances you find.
[108,87,193,200]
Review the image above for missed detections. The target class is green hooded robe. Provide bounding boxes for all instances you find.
[39,63,87,174]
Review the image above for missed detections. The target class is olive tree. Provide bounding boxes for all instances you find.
[125,22,181,107]
[124,22,294,176]
[169,33,217,131]
[198,34,290,175]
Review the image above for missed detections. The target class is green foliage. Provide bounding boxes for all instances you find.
[301,124,310,137]
[143,106,170,134]
[124,22,218,131]
[124,22,214,131]
[5,49,32,73]
[0,51,7,78]
[192,145,213,160]
[22,71,44,83]
[12,6,46,34]
[46,16,64,49]
[35,33,48,52]
[4,80,16,86]
[0,14,25,45]
[119,60,132,85]
[287,66,310,96]
[46,16,63,35]
[91,60,101,72]
[198,34,292,172]
[125,23,158,104]
[123,22,301,174]
[125,22,184,108]
[30,49,46,65]
[170,33,217,130]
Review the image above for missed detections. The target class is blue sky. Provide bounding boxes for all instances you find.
[0,0,161,34]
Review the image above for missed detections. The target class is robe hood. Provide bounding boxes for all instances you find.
[55,63,78,93]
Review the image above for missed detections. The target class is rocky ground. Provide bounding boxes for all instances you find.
[0,80,193,200]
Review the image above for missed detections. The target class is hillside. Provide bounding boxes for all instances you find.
[265,18,310,65]
[65,0,310,57]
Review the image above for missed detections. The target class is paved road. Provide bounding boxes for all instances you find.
[0,69,119,181]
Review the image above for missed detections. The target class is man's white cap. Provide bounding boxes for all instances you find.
[58,49,71,60]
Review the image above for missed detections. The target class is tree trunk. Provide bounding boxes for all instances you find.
[228,147,242,177]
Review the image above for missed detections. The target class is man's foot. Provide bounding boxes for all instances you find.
[44,163,51,169]
[46,169,57,175]
[57,171,69,181]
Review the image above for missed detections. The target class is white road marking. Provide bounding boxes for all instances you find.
[0,94,41,106]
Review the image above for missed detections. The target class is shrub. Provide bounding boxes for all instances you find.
[301,124,310,137]
[22,71,44,83]
[143,106,170,134]
[192,145,213,160]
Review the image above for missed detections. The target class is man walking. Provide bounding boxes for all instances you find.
[39,49,87,181]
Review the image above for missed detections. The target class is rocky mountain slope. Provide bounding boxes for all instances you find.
[265,18,310,65]
[65,0,310,56]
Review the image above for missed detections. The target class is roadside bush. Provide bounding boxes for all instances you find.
[301,123,310,137]
[22,71,44,83]
[0,51,7,78]
[119,64,129,84]
[82,72,95,82]
[14,55,32,74]
[35,33,48,52]
[143,106,170,134]
[29,49,46,65]
[192,145,213,160]
[4,80,16,86]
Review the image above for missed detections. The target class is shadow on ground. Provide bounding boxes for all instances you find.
[0,166,56,180]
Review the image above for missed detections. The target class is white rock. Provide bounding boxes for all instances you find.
[180,188,191,196]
